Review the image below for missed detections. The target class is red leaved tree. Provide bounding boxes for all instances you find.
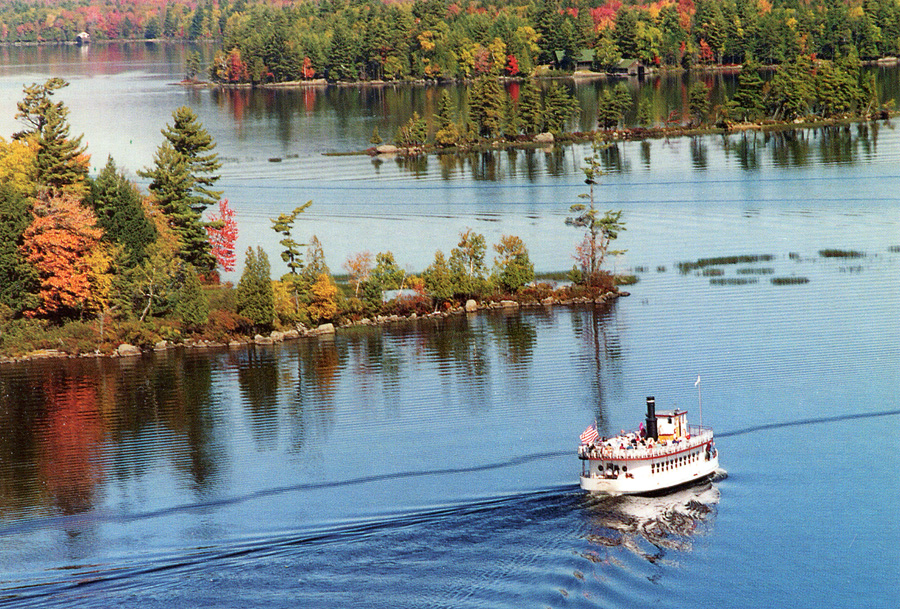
[206,199,238,272]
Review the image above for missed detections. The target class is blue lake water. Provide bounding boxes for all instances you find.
[0,43,897,608]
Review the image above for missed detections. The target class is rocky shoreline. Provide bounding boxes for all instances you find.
[0,291,627,365]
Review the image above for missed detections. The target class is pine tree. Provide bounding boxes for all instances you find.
[424,249,453,304]
[175,264,209,328]
[688,81,711,126]
[89,156,157,267]
[518,80,545,135]
[501,95,523,139]
[434,90,461,147]
[543,82,580,134]
[139,142,214,272]
[236,246,274,331]
[467,76,504,138]
[160,106,222,214]
[0,185,38,311]
[728,59,765,122]
[35,103,88,195]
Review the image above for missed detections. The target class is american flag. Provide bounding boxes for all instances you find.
[580,423,599,445]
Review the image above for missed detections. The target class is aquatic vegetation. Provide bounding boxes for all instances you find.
[771,277,810,285]
[737,267,775,275]
[702,268,724,277]
[818,249,865,258]
[678,254,774,274]
[710,278,758,285]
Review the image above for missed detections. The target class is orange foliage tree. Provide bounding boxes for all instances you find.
[20,192,112,319]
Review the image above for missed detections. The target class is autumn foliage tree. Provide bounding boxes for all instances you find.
[21,192,112,319]
[205,199,238,272]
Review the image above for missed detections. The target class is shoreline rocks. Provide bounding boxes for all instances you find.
[0,290,625,365]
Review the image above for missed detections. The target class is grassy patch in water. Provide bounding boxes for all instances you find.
[615,274,639,285]
[771,277,810,285]
[737,267,775,275]
[702,268,724,277]
[818,249,865,258]
[710,277,758,285]
[678,254,774,274]
[888,246,900,253]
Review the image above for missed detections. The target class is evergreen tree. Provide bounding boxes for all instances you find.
[637,97,654,127]
[542,83,580,134]
[434,90,461,147]
[15,79,87,195]
[35,103,88,195]
[566,138,626,285]
[728,59,766,122]
[467,76,504,138]
[518,80,544,135]
[88,156,157,267]
[236,246,274,331]
[14,78,69,137]
[271,201,312,278]
[139,142,213,272]
[175,264,209,328]
[0,185,37,312]
[597,89,622,130]
[501,95,523,139]
[160,106,222,214]
[688,81,711,126]
[424,249,453,304]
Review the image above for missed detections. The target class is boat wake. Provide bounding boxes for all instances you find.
[579,479,721,564]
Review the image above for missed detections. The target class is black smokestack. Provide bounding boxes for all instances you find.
[645,396,657,440]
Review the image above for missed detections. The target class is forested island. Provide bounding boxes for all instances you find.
[0,78,627,361]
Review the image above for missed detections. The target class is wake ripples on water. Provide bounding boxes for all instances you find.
[0,482,723,609]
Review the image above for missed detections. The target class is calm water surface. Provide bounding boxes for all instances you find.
[0,43,898,608]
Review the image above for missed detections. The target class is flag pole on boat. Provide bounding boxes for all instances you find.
[695,375,702,427]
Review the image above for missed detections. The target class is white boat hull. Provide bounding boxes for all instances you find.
[580,453,719,495]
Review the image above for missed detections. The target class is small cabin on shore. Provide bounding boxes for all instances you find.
[75,32,90,46]
[610,59,644,77]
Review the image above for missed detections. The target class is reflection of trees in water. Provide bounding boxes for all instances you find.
[170,355,219,494]
[292,337,342,451]
[690,137,707,169]
[37,371,105,516]
[570,303,623,428]
[421,315,491,407]
[767,130,812,167]
[484,310,538,369]
[724,132,761,171]
[579,480,720,564]
[0,367,50,514]
[237,348,280,451]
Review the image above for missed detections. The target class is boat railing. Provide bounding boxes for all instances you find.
[579,427,714,461]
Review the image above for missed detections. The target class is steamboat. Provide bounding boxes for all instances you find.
[578,396,718,495]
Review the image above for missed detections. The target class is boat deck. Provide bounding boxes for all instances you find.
[578,426,713,462]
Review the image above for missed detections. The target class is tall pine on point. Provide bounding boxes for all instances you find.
[140,106,222,274]
[161,106,222,214]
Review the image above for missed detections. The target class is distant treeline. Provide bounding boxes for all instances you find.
[207,0,900,83]
[3,1,899,80]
